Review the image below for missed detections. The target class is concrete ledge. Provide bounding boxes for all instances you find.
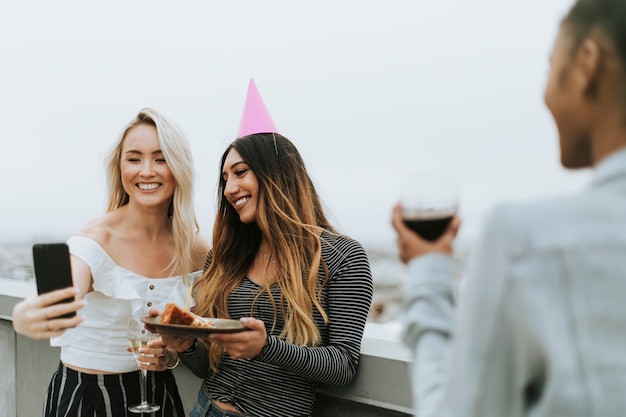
[0,278,413,417]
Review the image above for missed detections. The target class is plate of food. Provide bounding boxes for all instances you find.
[142,302,246,337]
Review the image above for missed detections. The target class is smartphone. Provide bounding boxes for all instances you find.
[32,242,76,319]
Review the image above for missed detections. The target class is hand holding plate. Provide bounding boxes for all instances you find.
[208,317,267,360]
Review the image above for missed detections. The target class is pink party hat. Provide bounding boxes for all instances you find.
[237,79,279,138]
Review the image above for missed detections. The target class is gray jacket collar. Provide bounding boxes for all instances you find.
[590,146,626,189]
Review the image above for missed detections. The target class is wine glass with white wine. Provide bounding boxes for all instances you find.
[127,316,160,414]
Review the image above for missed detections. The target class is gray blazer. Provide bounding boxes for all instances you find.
[401,147,626,417]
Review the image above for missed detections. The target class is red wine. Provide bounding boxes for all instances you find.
[403,215,453,241]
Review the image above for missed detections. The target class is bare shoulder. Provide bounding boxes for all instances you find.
[191,231,211,269]
[74,213,116,246]
[192,230,211,252]
[69,214,118,295]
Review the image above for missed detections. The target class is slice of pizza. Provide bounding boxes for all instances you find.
[161,302,215,328]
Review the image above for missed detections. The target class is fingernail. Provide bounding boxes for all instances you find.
[240,318,249,324]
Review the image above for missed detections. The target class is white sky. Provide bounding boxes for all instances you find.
[0,0,591,249]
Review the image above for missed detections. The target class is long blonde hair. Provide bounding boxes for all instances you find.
[193,133,335,371]
[104,108,199,282]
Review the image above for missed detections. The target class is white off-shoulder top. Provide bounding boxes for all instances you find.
[51,236,203,373]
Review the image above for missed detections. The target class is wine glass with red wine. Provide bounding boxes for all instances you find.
[400,172,459,241]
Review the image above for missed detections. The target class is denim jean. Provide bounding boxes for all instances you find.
[189,384,249,417]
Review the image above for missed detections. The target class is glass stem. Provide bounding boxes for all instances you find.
[139,368,148,405]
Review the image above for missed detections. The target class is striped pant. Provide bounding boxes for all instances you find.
[44,362,186,417]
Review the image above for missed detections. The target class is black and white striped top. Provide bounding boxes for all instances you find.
[187,231,373,417]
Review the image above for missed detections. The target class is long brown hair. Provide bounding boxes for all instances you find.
[193,133,336,371]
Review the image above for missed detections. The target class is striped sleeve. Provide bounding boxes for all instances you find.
[255,236,374,386]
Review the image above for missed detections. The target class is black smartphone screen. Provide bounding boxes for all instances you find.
[32,242,76,318]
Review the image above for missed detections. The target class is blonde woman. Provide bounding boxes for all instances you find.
[13,108,209,416]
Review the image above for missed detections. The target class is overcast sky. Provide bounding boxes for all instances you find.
[0,0,590,250]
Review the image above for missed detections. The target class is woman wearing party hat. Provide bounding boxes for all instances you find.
[160,79,374,417]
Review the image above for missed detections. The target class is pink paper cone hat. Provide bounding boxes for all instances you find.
[237,78,279,138]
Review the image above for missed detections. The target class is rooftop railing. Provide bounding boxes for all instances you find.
[0,277,413,417]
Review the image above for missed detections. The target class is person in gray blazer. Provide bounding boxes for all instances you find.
[392,0,626,416]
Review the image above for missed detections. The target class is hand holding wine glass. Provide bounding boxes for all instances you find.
[127,316,160,414]
[399,171,459,241]
[393,171,461,263]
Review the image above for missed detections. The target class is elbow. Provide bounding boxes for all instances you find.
[336,375,356,388]
[190,368,208,379]
[329,360,360,388]
[178,356,209,379]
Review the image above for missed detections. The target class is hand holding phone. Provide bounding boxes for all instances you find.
[32,243,76,319]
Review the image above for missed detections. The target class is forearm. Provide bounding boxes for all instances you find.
[256,270,371,386]
[401,253,455,417]
[255,335,361,387]
[255,237,373,387]
[178,339,209,379]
